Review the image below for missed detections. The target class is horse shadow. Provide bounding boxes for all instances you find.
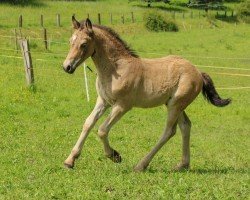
[147,166,248,174]
[189,167,248,174]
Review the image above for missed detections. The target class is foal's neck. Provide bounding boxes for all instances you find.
[91,28,136,77]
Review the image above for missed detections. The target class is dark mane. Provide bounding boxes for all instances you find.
[80,21,138,58]
[94,25,139,58]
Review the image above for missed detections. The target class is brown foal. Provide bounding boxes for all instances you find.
[62,17,231,172]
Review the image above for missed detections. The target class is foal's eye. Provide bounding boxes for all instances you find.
[80,43,87,49]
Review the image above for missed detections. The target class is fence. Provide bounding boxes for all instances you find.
[0,13,249,91]
[16,12,138,28]
[0,36,249,91]
[1,51,249,92]
[0,10,240,54]
[4,10,236,29]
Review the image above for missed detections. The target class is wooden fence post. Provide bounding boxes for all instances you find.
[131,12,134,23]
[56,14,61,27]
[14,28,18,52]
[43,28,48,50]
[121,14,124,24]
[182,12,185,19]
[19,39,34,85]
[190,11,193,18]
[110,13,113,24]
[41,15,44,27]
[19,15,23,28]
[98,13,101,25]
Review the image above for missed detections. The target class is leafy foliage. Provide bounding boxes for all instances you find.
[144,0,170,3]
[236,0,250,23]
[144,11,178,32]
[1,0,32,4]
[0,0,96,4]
[188,0,225,11]
[224,0,241,2]
[129,0,170,7]
[0,0,41,6]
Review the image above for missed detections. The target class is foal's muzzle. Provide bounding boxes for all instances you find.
[63,64,75,74]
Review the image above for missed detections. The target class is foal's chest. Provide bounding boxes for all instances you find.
[97,74,132,105]
[97,78,116,105]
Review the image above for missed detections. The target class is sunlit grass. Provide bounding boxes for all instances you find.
[0,0,249,199]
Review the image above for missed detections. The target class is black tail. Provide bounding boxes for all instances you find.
[201,72,231,107]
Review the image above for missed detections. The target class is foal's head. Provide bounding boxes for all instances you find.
[63,16,95,74]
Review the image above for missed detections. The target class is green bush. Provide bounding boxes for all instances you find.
[236,0,250,23]
[1,0,28,4]
[144,11,178,32]
[0,0,96,4]
[0,0,37,5]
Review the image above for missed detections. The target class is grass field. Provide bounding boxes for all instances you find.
[0,0,249,199]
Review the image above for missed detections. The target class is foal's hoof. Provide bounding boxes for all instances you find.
[173,163,190,172]
[133,164,148,172]
[64,157,75,169]
[64,162,74,169]
[106,150,122,163]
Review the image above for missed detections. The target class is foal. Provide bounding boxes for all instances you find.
[62,17,231,172]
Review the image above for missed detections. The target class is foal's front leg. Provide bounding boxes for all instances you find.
[98,104,129,163]
[64,96,108,168]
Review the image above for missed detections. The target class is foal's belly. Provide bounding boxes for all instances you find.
[133,85,174,108]
[134,95,171,108]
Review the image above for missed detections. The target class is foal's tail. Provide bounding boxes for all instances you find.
[201,72,231,107]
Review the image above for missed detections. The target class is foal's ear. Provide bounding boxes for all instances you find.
[85,18,93,33]
[72,15,80,29]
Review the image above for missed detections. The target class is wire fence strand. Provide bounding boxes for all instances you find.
[1,34,250,61]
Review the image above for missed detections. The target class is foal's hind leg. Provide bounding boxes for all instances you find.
[98,104,129,163]
[134,107,180,172]
[174,111,191,171]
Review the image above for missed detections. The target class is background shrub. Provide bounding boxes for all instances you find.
[0,0,37,5]
[0,0,96,5]
[236,0,250,23]
[144,11,178,32]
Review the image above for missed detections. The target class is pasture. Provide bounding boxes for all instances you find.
[0,0,249,199]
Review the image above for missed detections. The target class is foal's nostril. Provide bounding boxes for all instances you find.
[66,65,71,72]
[63,64,74,74]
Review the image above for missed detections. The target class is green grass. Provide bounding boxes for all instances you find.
[0,0,249,199]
